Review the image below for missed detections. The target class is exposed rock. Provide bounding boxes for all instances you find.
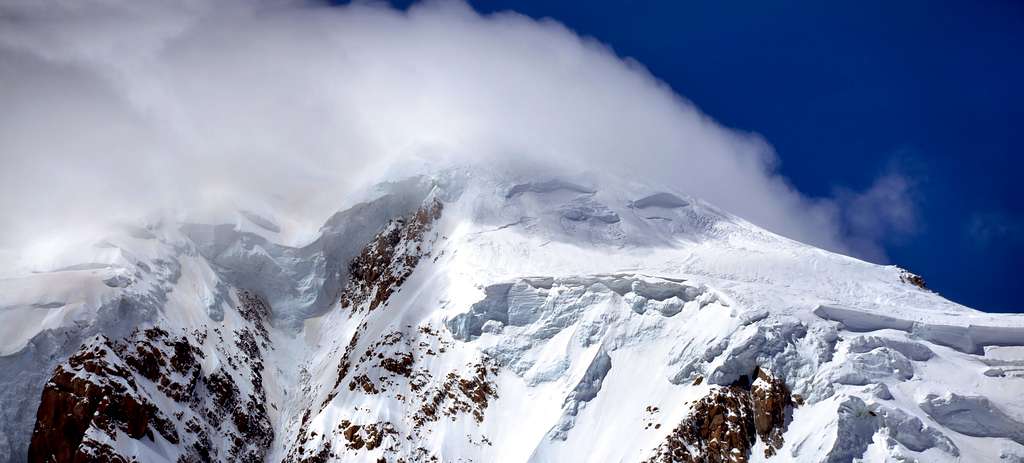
[646,383,754,463]
[414,360,499,429]
[340,420,397,451]
[15,172,1018,463]
[899,270,927,289]
[290,313,492,462]
[237,290,272,340]
[29,332,184,462]
[349,374,379,394]
[29,291,274,463]
[380,352,414,377]
[332,321,366,391]
[750,367,792,457]
[645,367,793,463]
[340,198,442,312]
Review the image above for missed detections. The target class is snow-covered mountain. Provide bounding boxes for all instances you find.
[2,166,1023,462]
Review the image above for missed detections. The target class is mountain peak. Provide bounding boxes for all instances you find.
[2,166,1023,462]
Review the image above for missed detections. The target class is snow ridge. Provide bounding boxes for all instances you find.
[1,166,1023,462]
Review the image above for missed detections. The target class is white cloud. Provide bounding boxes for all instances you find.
[834,172,919,261]
[0,0,908,261]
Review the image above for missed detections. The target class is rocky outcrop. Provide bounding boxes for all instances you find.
[28,292,274,463]
[647,382,754,463]
[339,198,443,313]
[899,269,927,289]
[29,332,180,463]
[286,319,497,462]
[750,367,792,457]
[287,198,504,462]
[413,360,499,428]
[645,367,794,463]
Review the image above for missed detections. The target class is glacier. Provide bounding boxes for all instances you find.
[1,165,1023,462]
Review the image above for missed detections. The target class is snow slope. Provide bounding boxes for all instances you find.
[2,165,1023,462]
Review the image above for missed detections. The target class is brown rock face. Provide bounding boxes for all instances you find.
[323,199,444,416]
[645,367,794,463]
[650,383,755,463]
[339,198,443,312]
[289,322,497,462]
[29,332,183,463]
[899,270,927,289]
[413,360,499,429]
[751,367,793,457]
[29,292,275,463]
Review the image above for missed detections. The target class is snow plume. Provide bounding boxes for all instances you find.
[0,0,904,263]
[836,172,920,262]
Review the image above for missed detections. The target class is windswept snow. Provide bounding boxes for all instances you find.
[2,165,1023,462]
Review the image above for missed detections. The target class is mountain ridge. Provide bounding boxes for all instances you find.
[2,166,1023,462]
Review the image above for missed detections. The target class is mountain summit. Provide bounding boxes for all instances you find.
[2,166,1022,462]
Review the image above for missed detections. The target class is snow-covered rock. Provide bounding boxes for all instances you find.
[1,165,1022,462]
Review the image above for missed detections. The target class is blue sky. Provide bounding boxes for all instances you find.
[442,1,1022,312]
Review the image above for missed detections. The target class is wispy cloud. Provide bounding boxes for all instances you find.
[968,211,1021,248]
[834,171,920,262]
[0,0,915,262]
